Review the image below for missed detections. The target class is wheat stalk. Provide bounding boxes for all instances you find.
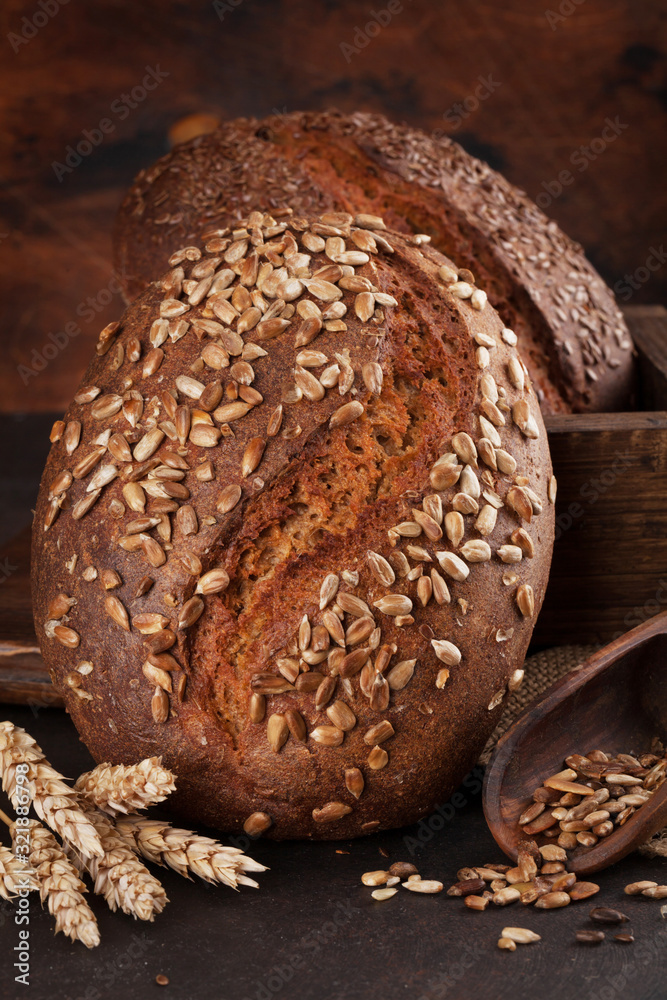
[68,803,168,921]
[0,840,39,900]
[75,757,176,816]
[11,818,99,948]
[116,818,266,888]
[0,722,102,860]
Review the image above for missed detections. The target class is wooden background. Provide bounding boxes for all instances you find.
[0,0,665,411]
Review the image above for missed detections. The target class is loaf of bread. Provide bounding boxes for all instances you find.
[114,109,634,414]
[33,210,554,839]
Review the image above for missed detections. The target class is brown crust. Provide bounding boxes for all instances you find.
[32,212,554,840]
[114,109,634,414]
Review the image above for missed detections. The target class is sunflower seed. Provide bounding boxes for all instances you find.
[501,927,541,944]
[330,401,364,429]
[178,596,204,629]
[364,721,394,745]
[267,714,289,752]
[460,539,491,562]
[53,625,80,648]
[516,584,535,618]
[327,701,356,731]
[444,512,464,547]
[319,573,340,610]
[311,726,344,747]
[312,802,352,823]
[373,595,412,616]
[435,552,469,581]
[431,639,462,666]
[337,593,371,617]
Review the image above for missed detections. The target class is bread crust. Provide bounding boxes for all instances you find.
[33,212,554,840]
[114,109,634,414]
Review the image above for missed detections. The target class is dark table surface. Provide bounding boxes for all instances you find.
[1,705,667,1000]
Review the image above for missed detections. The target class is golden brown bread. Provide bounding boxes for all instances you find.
[32,210,554,840]
[114,109,634,414]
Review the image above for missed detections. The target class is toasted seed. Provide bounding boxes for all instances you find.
[285,708,307,743]
[516,584,535,618]
[464,895,489,910]
[330,401,364,429]
[535,891,571,910]
[337,593,371,617]
[373,595,413,616]
[217,484,242,514]
[314,675,337,712]
[364,721,394,745]
[404,880,443,894]
[447,878,485,897]
[267,714,289,752]
[589,907,628,924]
[326,701,356,732]
[576,930,605,944]
[436,552,469,582]
[460,539,492,562]
[151,687,169,723]
[312,802,352,824]
[243,812,272,837]
[178,596,205,630]
[614,933,635,943]
[368,745,389,770]
[372,887,397,901]
[367,551,395,587]
[53,625,80,648]
[387,659,416,691]
[431,639,461,666]
[319,573,340,610]
[642,885,667,898]
[345,767,364,800]
[311,725,344,747]
[539,845,567,862]
[362,870,389,886]
[241,437,266,478]
[497,937,516,951]
[569,882,601,901]
[519,802,545,826]
[501,927,541,944]
[104,595,130,631]
[625,880,658,895]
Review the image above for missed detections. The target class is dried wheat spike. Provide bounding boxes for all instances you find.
[0,722,102,860]
[11,819,99,948]
[68,804,167,922]
[116,818,266,888]
[75,757,176,816]
[0,842,39,900]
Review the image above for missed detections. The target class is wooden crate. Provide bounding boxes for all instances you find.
[534,306,667,646]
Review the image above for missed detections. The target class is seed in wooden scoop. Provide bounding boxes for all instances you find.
[535,891,571,909]
[540,863,565,875]
[522,811,559,835]
[576,832,598,847]
[404,880,443,894]
[497,937,516,951]
[569,881,601,901]
[590,907,629,924]
[544,777,595,796]
[361,871,389,886]
[501,927,541,944]
[371,887,397,901]
[624,880,658,894]
[576,930,605,944]
[539,845,567,862]
[519,802,544,826]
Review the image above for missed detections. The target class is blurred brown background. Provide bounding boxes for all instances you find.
[0,0,665,412]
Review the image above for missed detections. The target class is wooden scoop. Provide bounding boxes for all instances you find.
[483,611,667,875]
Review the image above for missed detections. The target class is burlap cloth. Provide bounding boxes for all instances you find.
[478,644,666,859]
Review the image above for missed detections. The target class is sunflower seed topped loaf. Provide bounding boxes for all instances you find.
[32,209,554,840]
[114,109,634,414]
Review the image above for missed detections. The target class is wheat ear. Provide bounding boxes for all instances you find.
[0,722,102,860]
[67,803,168,921]
[116,818,266,889]
[75,757,176,816]
[10,818,99,948]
